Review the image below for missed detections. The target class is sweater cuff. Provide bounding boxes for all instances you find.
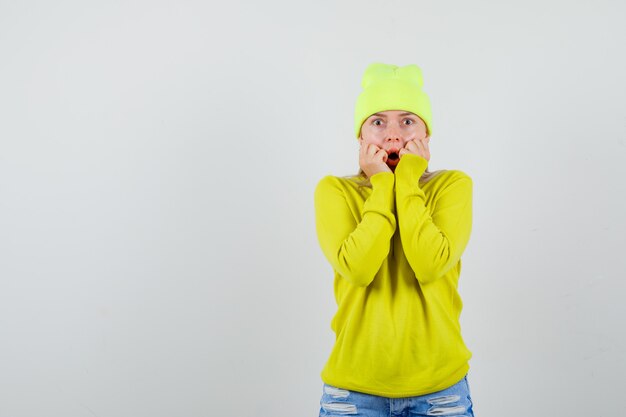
[363,171,396,217]
[395,154,428,186]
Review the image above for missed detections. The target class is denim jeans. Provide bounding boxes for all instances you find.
[318,374,474,417]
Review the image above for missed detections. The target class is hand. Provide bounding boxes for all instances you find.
[398,137,430,162]
[359,140,392,177]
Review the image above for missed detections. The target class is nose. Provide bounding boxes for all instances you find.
[384,128,402,144]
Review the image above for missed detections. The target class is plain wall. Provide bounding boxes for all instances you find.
[1,0,624,416]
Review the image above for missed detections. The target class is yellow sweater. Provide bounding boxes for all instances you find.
[314,153,473,398]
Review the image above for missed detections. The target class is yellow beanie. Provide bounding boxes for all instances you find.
[354,63,433,139]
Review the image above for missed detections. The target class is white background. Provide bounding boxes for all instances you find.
[1,1,624,416]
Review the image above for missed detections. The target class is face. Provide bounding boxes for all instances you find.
[359,110,429,171]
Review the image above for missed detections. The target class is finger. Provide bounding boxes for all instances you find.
[420,139,430,157]
[404,140,420,153]
[360,141,371,158]
[416,140,428,159]
[361,143,376,161]
[415,139,424,153]
[416,139,430,160]
[367,144,381,157]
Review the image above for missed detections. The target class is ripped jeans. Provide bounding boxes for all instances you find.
[318,374,474,417]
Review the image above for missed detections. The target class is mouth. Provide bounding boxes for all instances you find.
[386,149,400,166]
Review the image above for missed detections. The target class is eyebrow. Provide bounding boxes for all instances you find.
[370,112,415,118]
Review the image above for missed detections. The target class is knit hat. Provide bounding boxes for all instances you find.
[354,63,433,139]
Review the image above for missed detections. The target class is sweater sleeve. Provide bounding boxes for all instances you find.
[394,153,473,286]
[314,172,396,287]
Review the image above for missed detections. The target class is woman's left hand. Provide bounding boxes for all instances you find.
[398,137,430,162]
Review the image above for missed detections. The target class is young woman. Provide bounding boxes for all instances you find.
[314,63,476,416]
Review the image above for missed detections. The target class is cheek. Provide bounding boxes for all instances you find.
[362,139,380,148]
[360,130,381,145]
[410,128,426,139]
[418,125,428,139]
[362,129,385,143]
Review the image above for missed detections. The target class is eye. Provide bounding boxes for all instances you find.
[372,119,383,126]
[404,118,414,125]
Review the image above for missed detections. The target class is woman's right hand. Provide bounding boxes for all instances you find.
[359,141,391,178]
